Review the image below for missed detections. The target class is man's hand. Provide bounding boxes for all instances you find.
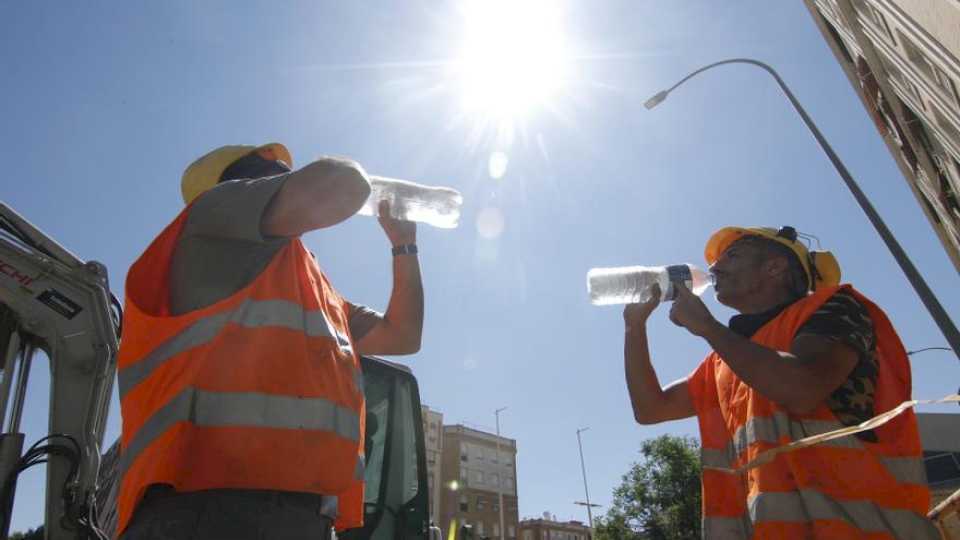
[378,200,416,246]
[624,283,662,329]
[668,282,721,337]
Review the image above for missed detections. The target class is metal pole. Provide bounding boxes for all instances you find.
[9,341,35,433]
[645,58,960,362]
[495,407,507,540]
[576,427,594,532]
[0,330,22,431]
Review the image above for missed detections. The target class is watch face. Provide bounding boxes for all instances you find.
[664,265,692,301]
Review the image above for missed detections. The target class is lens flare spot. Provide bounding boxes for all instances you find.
[488,151,509,179]
[476,207,505,239]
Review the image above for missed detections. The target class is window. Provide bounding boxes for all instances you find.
[477,522,485,536]
[934,106,960,140]
[490,473,500,486]
[477,496,487,511]
[460,467,468,481]
[493,523,501,538]
[902,78,927,110]
[867,6,895,44]
[475,470,485,483]
[523,531,533,540]
[491,450,499,464]
[461,442,469,462]
[509,525,516,538]
[931,62,960,105]
[493,502,500,512]
[460,494,469,512]
[897,30,926,68]
[504,476,514,488]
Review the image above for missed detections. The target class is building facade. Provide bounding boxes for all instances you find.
[422,404,445,524]
[917,413,960,537]
[803,0,960,271]
[518,517,590,540]
[439,424,520,540]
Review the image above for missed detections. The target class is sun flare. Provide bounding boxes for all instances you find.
[452,0,570,118]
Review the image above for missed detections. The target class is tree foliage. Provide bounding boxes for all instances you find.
[9,526,44,540]
[594,435,701,540]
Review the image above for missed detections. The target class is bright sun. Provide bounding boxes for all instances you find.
[451,0,570,118]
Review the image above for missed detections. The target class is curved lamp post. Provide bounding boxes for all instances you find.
[645,58,960,362]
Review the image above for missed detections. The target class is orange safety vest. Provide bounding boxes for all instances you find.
[688,285,938,539]
[116,206,366,534]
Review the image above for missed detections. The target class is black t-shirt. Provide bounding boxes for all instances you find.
[728,291,878,442]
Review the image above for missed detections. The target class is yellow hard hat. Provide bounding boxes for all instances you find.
[180,143,292,205]
[704,226,841,291]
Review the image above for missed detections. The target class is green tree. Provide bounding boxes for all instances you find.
[594,435,701,540]
[9,526,44,540]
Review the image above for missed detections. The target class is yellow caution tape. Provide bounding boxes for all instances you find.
[703,394,960,475]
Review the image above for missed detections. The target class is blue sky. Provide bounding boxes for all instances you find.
[3,0,960,532]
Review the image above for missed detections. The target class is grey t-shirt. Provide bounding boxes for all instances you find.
[168,174,381,340]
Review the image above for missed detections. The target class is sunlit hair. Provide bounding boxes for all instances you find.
[731,236,809,300]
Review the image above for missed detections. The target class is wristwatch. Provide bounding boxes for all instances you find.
[391,243,418,256]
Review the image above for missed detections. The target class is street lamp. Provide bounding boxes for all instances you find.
[495,407,508,540]
[575,427,596,533]
[644,58,960,362]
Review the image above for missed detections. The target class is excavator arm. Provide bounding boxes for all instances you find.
[0,202,119,539]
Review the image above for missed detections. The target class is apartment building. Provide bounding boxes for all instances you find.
[803,0,960,271]
[439,424,519,540]
[518,516,591,540]
[917,413,960,536]
[422,404,445,523]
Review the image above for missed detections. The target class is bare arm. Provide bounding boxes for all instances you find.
[670,285,858,415]
[698,323,858,414]
[354,201,424,355]
[261,157,372,237]
[624,285,696,424]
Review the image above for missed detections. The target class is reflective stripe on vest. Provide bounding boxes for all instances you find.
[700,412,928,486]
[120,387,361,476]
[118,298,355,398]
[704,489,937,539]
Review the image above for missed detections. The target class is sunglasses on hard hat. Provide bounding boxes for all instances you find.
[219,151,292,183]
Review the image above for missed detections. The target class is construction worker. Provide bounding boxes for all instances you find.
[623,226,938,539]
[116,144,424,539]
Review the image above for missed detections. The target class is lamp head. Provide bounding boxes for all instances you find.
[644,90,669,109]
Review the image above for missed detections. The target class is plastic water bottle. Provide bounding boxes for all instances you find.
[586,264,714,305]
[358,175,463,229]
